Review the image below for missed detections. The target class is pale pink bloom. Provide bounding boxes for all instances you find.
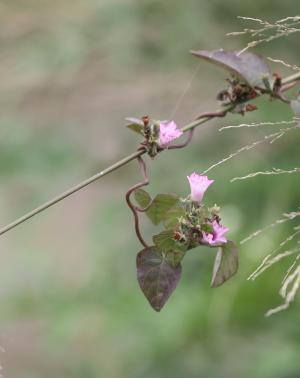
[187,173,214,202]
[158,120,183,148]
[202,220,229,246]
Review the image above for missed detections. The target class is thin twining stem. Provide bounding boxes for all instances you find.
[168,128,194,150]
[0,70,299,237]
[195,109,228,120]
[125,156,149,248]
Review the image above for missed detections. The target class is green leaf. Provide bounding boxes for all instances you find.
[163,206,186,229]
[153,230,175,251]
[211,241,239,288]
[166,250,186,268]
[125,117,144,135]
[135,191,179,225]
[291,99,300,118]
[147,194,179,225]
[134,189,152,210]
[127,124,144,135]
[153,230,187,266]
[136,247,182,311]
[190,49,271,88]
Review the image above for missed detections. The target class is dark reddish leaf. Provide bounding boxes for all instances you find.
[211,241,238,288]
[136,247,182,311]
[190,49,271,88]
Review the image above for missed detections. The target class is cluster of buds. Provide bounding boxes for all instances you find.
[217,76,258,104]
[217,76,258,115]
[129,116,183,157]
[173,173,229,248]
[140,116,160,157]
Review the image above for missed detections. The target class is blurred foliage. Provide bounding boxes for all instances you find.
[0,0,299,377]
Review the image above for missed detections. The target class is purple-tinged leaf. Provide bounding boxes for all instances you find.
[136,247,182,311]
[191,49,271,88]
[211,241,238,288]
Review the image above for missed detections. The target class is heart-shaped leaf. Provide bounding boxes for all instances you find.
[211,241,238,288]
[135,191,179,225]
[147,194,179,225]
[191,49,271,88]
[125,117,144,135]
[136,247,182,311]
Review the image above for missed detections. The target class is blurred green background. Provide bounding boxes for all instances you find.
[0,1,299,377]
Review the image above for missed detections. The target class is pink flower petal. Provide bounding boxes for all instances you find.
[158,120,183,148]
[187,173,214,202]
[202,220,229,246]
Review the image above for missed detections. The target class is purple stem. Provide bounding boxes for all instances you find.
[125,156,150,248]
[196,109,228,120]
[167,128,195,150]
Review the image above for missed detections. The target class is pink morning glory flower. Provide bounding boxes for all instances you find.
[202,220,229,246]
[158,120,183,148]
[187,173,214,202]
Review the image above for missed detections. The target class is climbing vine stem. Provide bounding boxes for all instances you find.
[0,70,299,237]
[125,156,149,248]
